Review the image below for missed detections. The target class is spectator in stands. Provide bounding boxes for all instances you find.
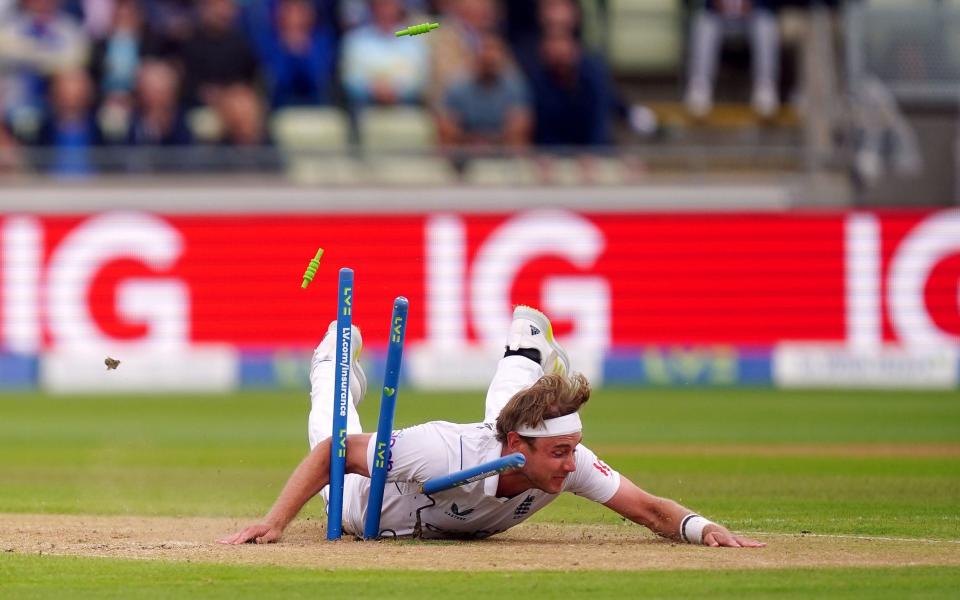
[215,84,282,171]
[437,32,530,155]
[90,0,142,99]
[511,0,582,78]
[218,84,269,147]
[527,27,613,148]
[141,0,195,57]
[34,68,101,176]
[0,0,16,22]
[74,0,116,41]
[124,59,191,146]
[501,0,540,50]
[242,0,340,57]
[428,0,499,108]
[684,0,780,118]
[0,0,90,141]
[340,0,431,30]
[89,0,144,142]
[341,0,430,107]
[0,122,23,173]
[256,0,337,109]
[180,0,259,108]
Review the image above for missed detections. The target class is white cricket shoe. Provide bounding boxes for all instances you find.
[506,305,570,375]
[751,82,779,118]
[684,79,713,118]
[312,320,367,406]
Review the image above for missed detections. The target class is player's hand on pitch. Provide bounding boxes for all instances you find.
[702,525,766,548]
[218,523,282,545]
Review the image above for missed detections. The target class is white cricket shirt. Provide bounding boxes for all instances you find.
[348,420,621,539]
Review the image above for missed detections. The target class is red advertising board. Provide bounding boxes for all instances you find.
[1,209,958,352]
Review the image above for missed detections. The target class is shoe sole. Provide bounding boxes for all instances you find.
[513,305,570,375]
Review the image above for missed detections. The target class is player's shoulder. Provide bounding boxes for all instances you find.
[455,421,499,444]
[562,442,619,496]
[396,420,489,444]
[573,442,603,466]
[411,420,493,434]
[409,420,499,454]
[575,441,595,454]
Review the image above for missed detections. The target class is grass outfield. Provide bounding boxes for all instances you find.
[0,388,958,596]
[3,555,960,599]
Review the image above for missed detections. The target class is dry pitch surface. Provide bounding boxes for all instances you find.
[3,514,958,572]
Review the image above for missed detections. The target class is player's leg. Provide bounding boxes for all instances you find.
[307,320,369,521]
[307,320,367,449]
[749,7,780,117]
[684,6,722,116]
[303,321,405,537]
[483,305,570,424]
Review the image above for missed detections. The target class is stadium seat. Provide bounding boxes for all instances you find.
[186,107,223,144]
[269,107,362,185]
[544,157,627,186]
[464,157,627,186]
[358,106,454,185]
[282,155,365,185]
[608,0,682,74]
[464,158,539,186]
[363,155,455,185]
[359,106,436,150]
[270,107,349,150]
[96,104,130,144]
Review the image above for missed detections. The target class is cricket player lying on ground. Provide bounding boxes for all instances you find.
[220,306,765,548]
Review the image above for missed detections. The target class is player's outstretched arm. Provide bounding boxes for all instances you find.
[603,477,765,548]
[218,433,372,544]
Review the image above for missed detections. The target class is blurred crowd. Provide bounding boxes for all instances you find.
[0,0,630,175]
[0,0,840,176]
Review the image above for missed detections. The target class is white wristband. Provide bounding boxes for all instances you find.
[680,514,715,545]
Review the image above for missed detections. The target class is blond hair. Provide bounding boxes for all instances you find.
[495,373,590,442]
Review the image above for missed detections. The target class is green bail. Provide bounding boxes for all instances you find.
[395,22,439,37]
[300,247,324,289]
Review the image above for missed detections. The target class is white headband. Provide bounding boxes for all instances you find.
[515,412,582,437]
